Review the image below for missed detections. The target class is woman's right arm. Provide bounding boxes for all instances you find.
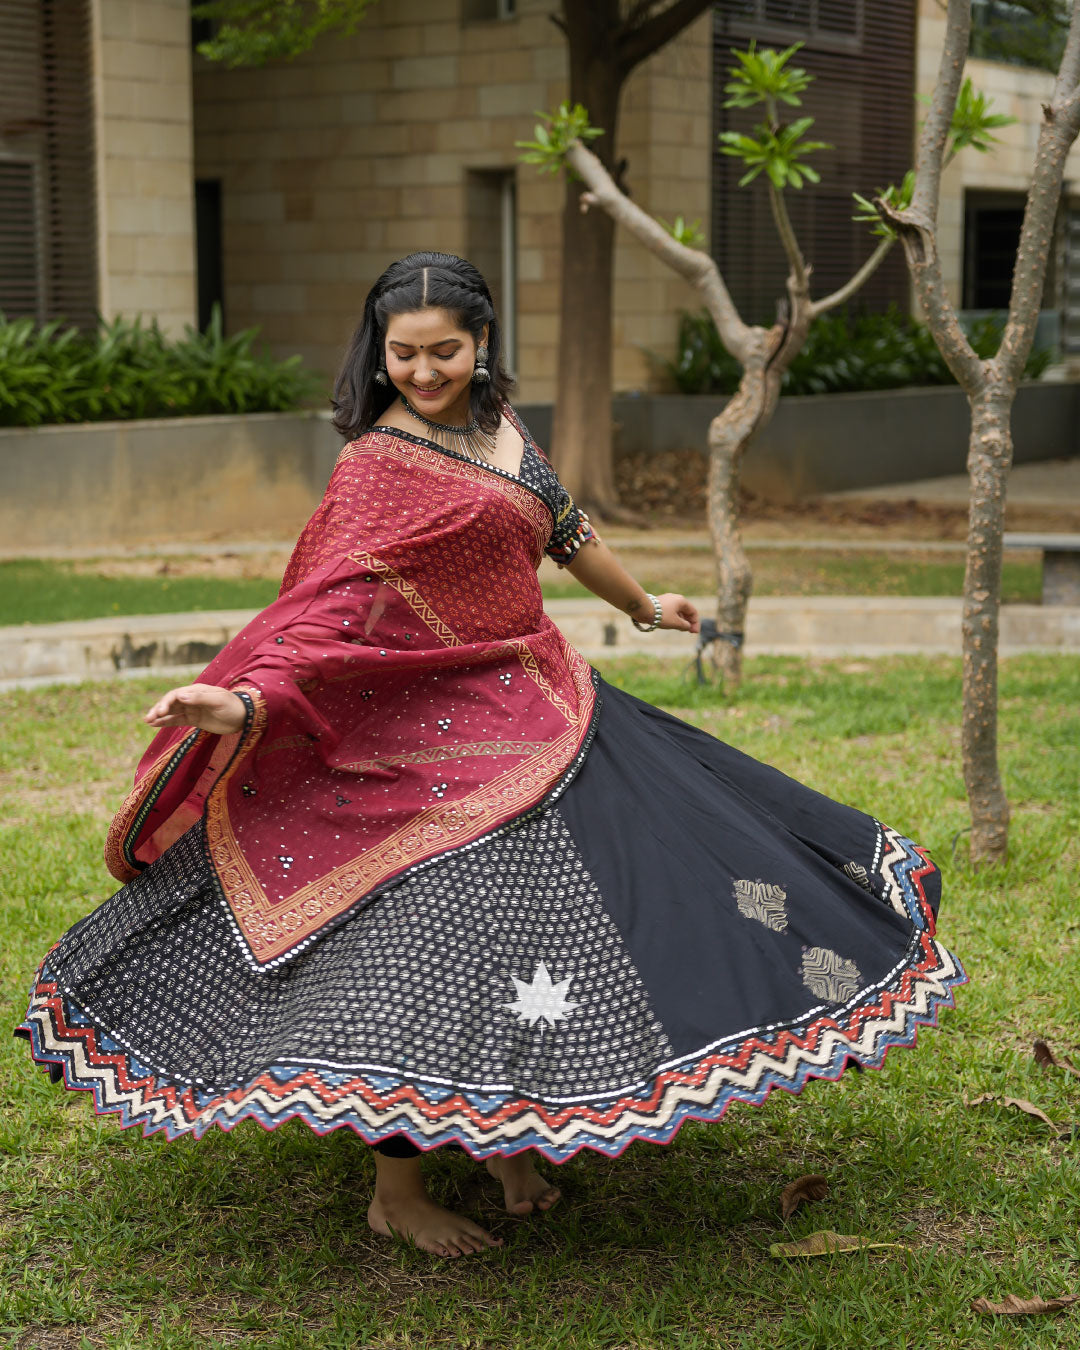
[144,683,247,734]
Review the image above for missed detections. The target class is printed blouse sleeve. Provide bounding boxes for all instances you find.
[538,452,598,567]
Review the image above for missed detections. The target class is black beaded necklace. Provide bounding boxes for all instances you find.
[399,394,497,464]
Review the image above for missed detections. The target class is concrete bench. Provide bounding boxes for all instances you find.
[1004,533,1080,605]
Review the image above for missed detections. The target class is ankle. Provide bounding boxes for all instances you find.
[371,1153,428,1205]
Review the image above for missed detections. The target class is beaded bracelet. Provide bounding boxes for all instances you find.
[631,593,663,632]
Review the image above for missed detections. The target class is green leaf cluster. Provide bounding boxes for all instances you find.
[516,101,603,176]
[718,43,829,191]
[0,305,324,427]
[192,0,374,68]
[851,171,915,240]
[719,117,829,191]
[722,41,812,109]
[947,77,1016,157]
[657,215,707,248]
[664,306,1052,397]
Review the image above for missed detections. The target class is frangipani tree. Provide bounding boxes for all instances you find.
[519,46,1009,691]
[869,0,1080,864]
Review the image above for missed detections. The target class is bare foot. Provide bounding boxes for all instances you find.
[486,1151,562,1216]
[368,1153,502,1258]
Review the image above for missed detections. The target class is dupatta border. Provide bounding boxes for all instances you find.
[104,730,203,881]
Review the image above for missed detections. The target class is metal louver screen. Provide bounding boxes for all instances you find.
[0,0,98,329]
[712,0,915,322]
[0,159,40,317]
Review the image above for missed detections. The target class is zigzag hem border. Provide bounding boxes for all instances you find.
[16,936,967,1165]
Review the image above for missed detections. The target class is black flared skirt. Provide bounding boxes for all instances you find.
[16,676,965,1163]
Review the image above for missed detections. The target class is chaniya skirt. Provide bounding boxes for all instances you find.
[16,676,966,1163]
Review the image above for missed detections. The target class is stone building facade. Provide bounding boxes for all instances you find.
[189,0,712,403]
[4,0,1079,401]
[92,0,197,335]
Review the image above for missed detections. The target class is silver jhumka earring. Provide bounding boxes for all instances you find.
[471,343,490,384]
[374,362,388,385]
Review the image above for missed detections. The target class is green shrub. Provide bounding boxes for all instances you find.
[664,305,1054,396]
[0,304,325,427]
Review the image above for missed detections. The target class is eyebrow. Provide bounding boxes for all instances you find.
[388,337,462,349]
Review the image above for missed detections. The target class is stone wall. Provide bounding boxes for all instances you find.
[191,0,713,402]
[92,0,197,335]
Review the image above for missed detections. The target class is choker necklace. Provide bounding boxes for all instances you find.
[399,393,497,464]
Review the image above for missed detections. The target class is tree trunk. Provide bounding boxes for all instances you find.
[551,178,619,513]
[706,351,783,689]
[550,7,624,517]
[962,383,1013,864]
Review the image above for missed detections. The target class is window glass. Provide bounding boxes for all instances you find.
[970,0,1067,72]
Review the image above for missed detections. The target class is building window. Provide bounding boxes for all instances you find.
[0,0,97,330]
[466,169,517,374]
[462,0,516,22]
[195,178,224,332]
[723,0,862,51]
[970,0,1067,74]
[963,191,1027,309]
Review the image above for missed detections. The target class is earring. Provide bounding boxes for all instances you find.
[471,343,490,384]
[374,362,388,385]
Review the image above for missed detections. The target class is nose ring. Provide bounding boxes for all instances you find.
[429,369,438,381]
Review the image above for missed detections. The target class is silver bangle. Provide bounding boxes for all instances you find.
[631,593,662,632]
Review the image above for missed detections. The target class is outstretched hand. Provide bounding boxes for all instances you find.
[657,593,700,634]
[143,683,247,735]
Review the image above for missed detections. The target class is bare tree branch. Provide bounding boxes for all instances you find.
[621,0,658,30]
[614,0,713,74]
[810,237,895,317]
[998,1,1080,384]
[1061,85,1080,121]
[878,195,985,391]
[876,0,983,392]
[767,184,810,297]
[912,0,972,224]
[1055,0,1080,87]
[565,139,754,361]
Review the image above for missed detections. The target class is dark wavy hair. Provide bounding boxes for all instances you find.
[331,251,514,438]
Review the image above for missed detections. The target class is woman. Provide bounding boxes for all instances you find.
[17,252,965,1259]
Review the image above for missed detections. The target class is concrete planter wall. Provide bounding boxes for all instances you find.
[520,380,1080,504]
[2,381,1077,553]
[0,410,344,553]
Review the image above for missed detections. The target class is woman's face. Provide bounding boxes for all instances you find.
[384,308,487,423]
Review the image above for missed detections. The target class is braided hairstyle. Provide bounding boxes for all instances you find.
[331,251,514,438]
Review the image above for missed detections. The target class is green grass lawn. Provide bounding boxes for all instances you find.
[2,656,1078,1348]
[0,560,281,626]
[0,551,1042,626]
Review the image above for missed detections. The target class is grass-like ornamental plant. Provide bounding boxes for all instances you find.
[0,304,324,427]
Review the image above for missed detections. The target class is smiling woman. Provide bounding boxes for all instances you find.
[16,251,965,1263]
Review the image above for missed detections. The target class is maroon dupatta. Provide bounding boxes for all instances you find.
[104,425,598,969]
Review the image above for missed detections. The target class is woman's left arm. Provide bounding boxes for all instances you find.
[562,537,699,634]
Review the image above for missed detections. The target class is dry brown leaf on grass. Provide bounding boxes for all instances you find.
[1033,1039,1080,1081]
[768,1230,907,1258]
[971,1293,1080,1316]
[780,1174,829,1220]
[964,1093,1068,1134]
